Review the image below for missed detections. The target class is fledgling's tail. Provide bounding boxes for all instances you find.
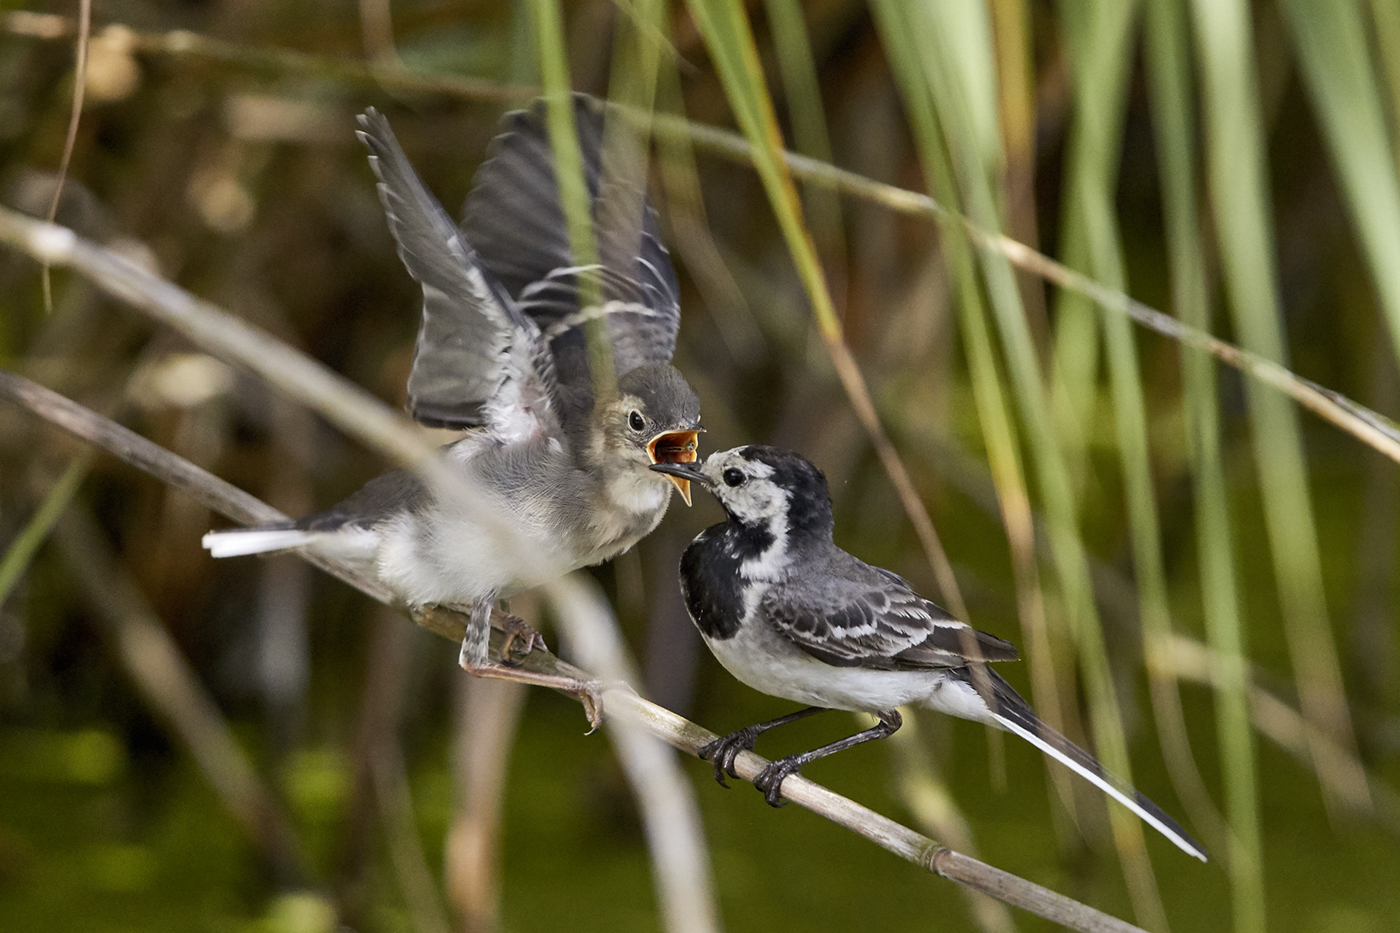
[202,524,314,558]
[968,668,1208,862]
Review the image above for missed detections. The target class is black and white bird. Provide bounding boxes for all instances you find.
[203,98,701,703]
[652,445,1207,861]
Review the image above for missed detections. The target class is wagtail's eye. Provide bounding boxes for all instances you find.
[628,410,645,432]
[722,468,746,487]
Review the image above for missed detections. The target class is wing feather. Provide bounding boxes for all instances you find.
[358,109,559,442]
[761,569,1019,671]
[461,95,681,395]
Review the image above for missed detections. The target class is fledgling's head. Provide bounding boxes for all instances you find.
[654,445,834,538]
[595,363,702,504]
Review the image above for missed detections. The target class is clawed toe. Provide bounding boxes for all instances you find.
[753,758,802,807]
[697,728,756,784]
[499,614,547,664]
[697,737,734,788]
[698,730,757,789]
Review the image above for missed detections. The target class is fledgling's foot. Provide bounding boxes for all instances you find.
[698,726,765,788]
[459,653,607,733]
[499,613,547,664]
[752,756,804,808]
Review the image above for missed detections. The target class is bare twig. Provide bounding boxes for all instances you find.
[53,506,310,882]
[3,10,529,103]
[0,453,91,607]
[372,742,454,933]
[1162,635,1400,837]
[41,0,90,313]
[2,370,1154,933]
[546,576,722,933]
[449,672,528,933]
[336,605,421,923]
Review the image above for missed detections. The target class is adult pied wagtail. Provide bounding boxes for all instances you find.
[653,445,1207,861]
[204,97,701,704]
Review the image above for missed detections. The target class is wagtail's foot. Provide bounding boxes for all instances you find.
[499,613,547,664]
[752,756,804,808]
[698,726,764,789]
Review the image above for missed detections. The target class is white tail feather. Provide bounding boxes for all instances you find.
[996,716,1208,862]
[203,528,314,558]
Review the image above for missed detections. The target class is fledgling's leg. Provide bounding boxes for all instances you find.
[699,707,828,788]
[752,709,903,807]
[454,598,606,730]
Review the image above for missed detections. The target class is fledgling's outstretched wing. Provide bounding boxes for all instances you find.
[358,108,560,443]
[462,95,681,414]
[760,558,1020,671]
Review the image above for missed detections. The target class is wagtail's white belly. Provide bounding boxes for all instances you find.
[701,615,987,719]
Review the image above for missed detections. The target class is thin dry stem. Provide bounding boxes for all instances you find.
[2,367,1154,933]
[53,507,310,882]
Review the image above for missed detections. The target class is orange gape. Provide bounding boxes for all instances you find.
[647,430,701,504]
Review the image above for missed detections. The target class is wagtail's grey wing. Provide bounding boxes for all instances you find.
[759,560,1206,859]
[761,557,1019,671]
[358,108,561,441]
[462,96,681,408]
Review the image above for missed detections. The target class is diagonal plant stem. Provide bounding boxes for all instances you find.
[683,0,970,622]
[1188,0,1370,820]
[0,452,92,608]
[6,16,1400,463]
[1143,1,1261,928]
[52,506,311,883]
[0,367,1153,933]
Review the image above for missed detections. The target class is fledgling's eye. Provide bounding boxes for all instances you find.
[722,468,746,487]
[628,410,645,432]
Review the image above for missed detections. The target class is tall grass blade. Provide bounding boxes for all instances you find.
[0,453,91,609]
[1187,0,1371,817]
[1144,1,1262,930]
[1279,0,1400,367]
[683,0,972,622]
[1063,0,1222,858]
[866,0,1084,848]
[762,0,845,291]
[528,0,615,399]
[874,1,1171,923]
[1371,0,1400,166]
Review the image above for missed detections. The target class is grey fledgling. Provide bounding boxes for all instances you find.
[204,99,701,712]
[654,446,1207,861]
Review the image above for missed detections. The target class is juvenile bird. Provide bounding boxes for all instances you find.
[204,98,701,707]
[653,446,1207,861]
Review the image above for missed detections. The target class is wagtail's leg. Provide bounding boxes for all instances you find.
[752,709,903,807]
[450,599,606,731]
[699,706,828,788]
[495,599,547,663]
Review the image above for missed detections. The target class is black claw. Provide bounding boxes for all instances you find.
[753,757,805,807]
[699,740,727,787]
[698,728,761,789]
[753,758,801,807]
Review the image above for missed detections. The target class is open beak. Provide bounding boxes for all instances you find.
[646,429,701,506]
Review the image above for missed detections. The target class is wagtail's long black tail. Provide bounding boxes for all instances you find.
[965,668,1208,862]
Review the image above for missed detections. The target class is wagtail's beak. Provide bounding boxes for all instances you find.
[646,429,702,506]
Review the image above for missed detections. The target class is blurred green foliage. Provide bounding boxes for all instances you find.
[2,0,1399,931]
